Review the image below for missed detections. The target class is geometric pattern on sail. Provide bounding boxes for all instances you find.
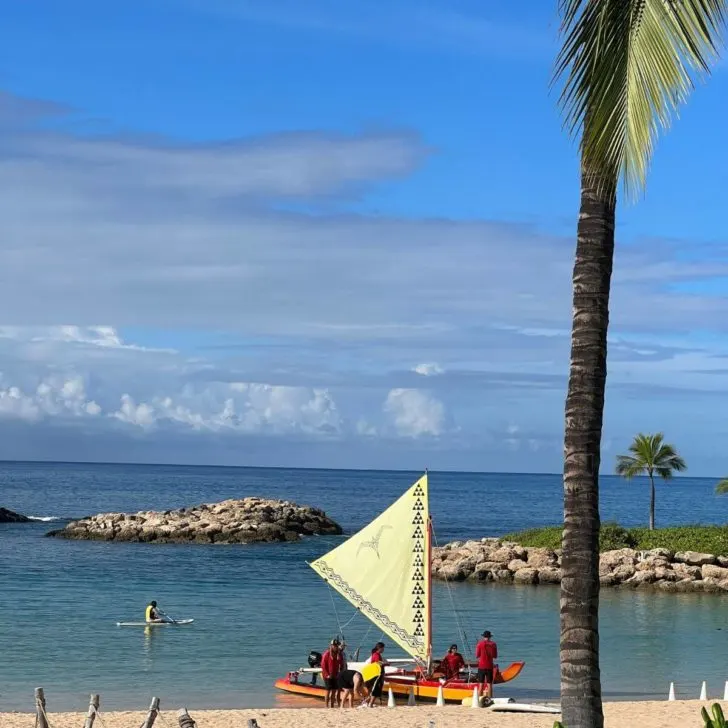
[309,474,430,662]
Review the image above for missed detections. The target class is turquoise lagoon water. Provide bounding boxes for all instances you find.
[1,462,727,712]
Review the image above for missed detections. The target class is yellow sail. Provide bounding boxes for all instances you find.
[309,474,431,662]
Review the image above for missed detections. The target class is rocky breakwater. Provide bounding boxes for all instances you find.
[432,538,728,593]
[46,498,342,544]
[0,507,30,523]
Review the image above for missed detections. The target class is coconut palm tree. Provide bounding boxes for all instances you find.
[554,2,725,727]
[716,478,728,495]
[615,433,687,529]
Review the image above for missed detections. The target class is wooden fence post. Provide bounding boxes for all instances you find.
[35,687,49,728]
[177,707,197,728]
[83,694,100,728]
[141,697,161,728]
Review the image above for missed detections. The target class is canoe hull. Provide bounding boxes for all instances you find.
[274,661,525,704]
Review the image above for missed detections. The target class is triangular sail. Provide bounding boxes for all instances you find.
[310,474,431,662]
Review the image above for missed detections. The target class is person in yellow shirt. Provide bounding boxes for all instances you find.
[145,600,164,623]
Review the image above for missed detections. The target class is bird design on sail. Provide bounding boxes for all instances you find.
[356,525,392,559]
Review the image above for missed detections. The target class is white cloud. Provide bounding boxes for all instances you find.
[113,394,157,429]
[1,91,728,355]
[111,383,343,436]
[0,326,348,439]
[413,362,444,376]
[0,375,101,422]
[0,325,159,352]
[384,388,445,437]
[0,93,727,471]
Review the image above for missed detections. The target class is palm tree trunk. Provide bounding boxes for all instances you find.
[649,474,655,530]
[561,168,615,728]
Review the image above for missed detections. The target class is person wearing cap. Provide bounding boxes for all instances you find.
[439,643,465,680]
[321,639,345,708]
[475,630,498,699]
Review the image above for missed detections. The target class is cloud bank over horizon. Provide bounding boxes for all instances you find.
[1,90,728,474]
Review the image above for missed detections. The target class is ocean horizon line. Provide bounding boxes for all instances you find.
[0,458,722,481]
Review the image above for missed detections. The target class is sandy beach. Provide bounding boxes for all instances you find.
[0,701,722,727]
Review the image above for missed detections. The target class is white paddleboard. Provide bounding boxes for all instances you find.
[116,619,194,626]
[491,702,560,714]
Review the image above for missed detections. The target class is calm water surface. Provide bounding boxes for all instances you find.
[1,462,726,711]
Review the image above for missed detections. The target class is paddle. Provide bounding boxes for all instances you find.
[158,609,178,625]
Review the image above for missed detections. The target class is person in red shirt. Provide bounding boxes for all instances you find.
[475,630,498,699]
[439,643,465,680]
[321,639,346,708]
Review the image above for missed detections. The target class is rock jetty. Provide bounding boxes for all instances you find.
[0,507,30,523]
[46,498,342,544]
[433,538,728,593]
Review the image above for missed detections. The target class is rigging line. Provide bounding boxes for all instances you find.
[430,523,472,658]
[355,620,374,656]
[326,581,359,642]
[339,608,361,632]
[327,581,344,639]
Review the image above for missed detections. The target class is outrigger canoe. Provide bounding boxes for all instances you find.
[275,473,525,704]
[275,660,526,703]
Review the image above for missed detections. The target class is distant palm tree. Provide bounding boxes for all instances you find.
[616,433,687,529]
[554,3,724,726]
[716,479,728,495]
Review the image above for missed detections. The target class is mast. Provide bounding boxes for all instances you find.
[426,514,433,672]
[425,468,432,671]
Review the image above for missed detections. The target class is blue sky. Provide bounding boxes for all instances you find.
[0,0,727,474]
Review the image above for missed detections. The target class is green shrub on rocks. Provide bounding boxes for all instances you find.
[630,526,728,555]
[503,524,728,557]
[599,523,636,550]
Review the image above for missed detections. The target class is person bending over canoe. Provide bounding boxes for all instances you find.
[321,638,345,708]
[145,600,164,623]
[337,665,381,709]
[475,630,498,700]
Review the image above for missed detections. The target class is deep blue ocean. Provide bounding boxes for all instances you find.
[1,461,726,713]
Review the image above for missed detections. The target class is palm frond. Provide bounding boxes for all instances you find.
[615,454,645,478]
[615,432,687,479]
[555,0,726,197]
[654,446,687,471]
[716,478,728,495]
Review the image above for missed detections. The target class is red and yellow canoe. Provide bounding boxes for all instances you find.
[274,661,526,704]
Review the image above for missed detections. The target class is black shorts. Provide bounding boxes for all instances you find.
[368,673,384,698]
[477,668,494,685]
[337,670,357,690]
[324,676,338,690]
